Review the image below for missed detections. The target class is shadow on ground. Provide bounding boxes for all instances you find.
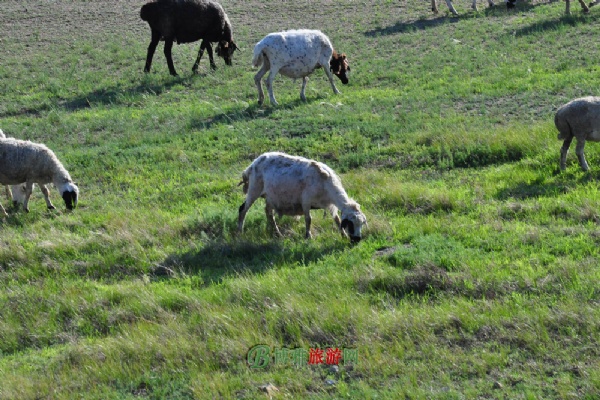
[160,238,346,286]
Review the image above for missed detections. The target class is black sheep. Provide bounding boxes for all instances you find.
[140,0,238,76]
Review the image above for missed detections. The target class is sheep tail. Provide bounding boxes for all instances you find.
[555,112,573,140]
[239,169,250,194]
[252,45,264,68]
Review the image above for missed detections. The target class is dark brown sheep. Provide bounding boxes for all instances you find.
[140,0,238,76]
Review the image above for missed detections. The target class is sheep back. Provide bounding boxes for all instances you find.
[0,139,71,185]
[243,152,346,216]
[141,0,233,44]
[555,96,600,141]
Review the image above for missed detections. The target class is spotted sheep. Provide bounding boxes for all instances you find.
[237,152,367,243]
[140,0,238,76]
[556,96,600,171]
[252,29,350,106]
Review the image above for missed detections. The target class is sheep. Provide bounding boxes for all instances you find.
[0,138,79,217]
[252,30,350,106]
[140,0,238,76]
[0,130,44,211]
[431,0,495,15]
[555,96,600,172]
[237,152,367,243]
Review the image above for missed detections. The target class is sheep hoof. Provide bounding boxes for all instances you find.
[48,205,56,210]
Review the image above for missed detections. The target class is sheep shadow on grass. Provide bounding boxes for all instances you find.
[187,97,315,131]
[512,11,600,37]
[364,16,459,37]
[61,77,198,112]
[158,239,346,286]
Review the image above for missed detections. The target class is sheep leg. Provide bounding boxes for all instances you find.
[444,0,460,14]
[560,138,572,171]
[22,182,34,213]
[238,184,263,234]
[471,0,479,11]
[4,185,11,201]
[303,209,313,239]
[0,202,7,217]
[163,38,178,76]
[265,203,283,237]
[333,214,348,238]
[265,67,281,106]
[254,61,270,106]
[566,0,572,14]
[300,77,309,102]
[40,184,55,210]
[144,30,161,73]
[193,40,216,72]
[322,63,341,96]
[432,0,439,13]
[578,0,591,12]
[575,139,590,171]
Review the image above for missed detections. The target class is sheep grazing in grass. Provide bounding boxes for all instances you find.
[237,152,367,243]
[555,96,600,172]
[431,0,495,15]
[252,30,350,106]
[0,138,79,216]
[0,130,26,207]
[140,0,238,76]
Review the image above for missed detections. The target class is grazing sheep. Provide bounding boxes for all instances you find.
[237,152,367,243]
[140,0,238,76]
[252,30,350,106]
[431,0,495,15]
[555,96,600,172]
[0,130,44,211]
[0,138,78,216]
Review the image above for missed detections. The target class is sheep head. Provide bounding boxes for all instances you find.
[330,51,350,85]
[60,181,79,210]
[216,41,238,66]
[341,203,366,243]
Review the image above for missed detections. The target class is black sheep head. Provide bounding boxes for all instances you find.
[330,51,350,85]
[340,206,367,244]
[60,181,79,210]
[216,41,238,66]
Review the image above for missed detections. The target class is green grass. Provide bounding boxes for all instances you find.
[1,0,600,398]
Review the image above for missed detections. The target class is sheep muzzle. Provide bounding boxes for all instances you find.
[62,190,78,210]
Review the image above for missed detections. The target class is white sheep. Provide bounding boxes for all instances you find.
[237,152,367,243]
[555,96,600,171]
[0,138,79,216]
[252,29,350,106]
[0,130,46,212]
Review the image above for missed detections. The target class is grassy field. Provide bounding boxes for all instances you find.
[1,0,600,398]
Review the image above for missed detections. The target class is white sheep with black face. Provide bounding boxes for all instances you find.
[237,152,367,243]
[0,130,41,210]
[0,138,78,216]
[555,96,600,172]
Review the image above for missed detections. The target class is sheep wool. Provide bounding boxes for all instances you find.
[0,138,78,214]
